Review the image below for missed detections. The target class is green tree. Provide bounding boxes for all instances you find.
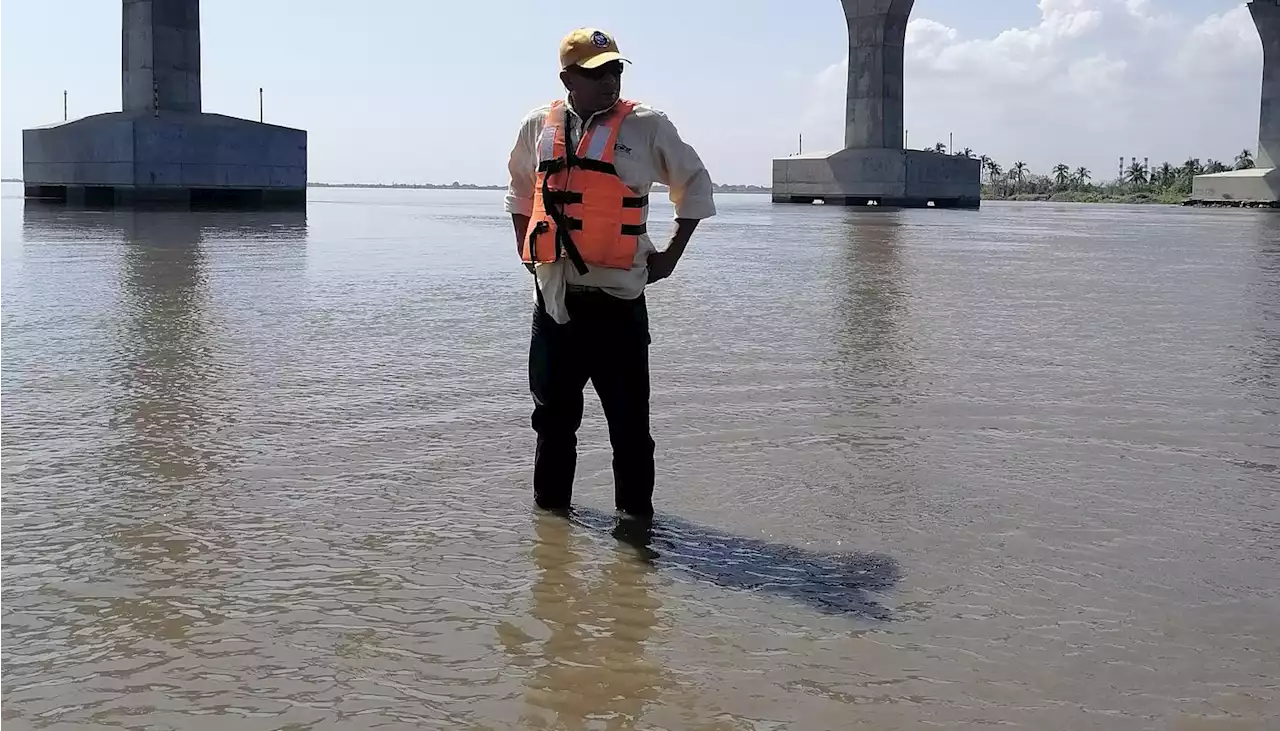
[933,142,948,154]
[986,160,1003,194]
[1052,163,1071,188]
[1176,158,1202,194]
[1074,167,1091,189]
[1011,161,1028,193]
[1125,160,1148,187]
[1235,148,1256,170]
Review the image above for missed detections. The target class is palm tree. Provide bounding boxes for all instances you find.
[1011,161,1028,193]
[960,147,974,158]
[1125,160,1148,187]
[933,142,947,154]
[986,160,1003,196]
[1176,158,1201,193]
[1074,167,1091,189]
[1235,149,1256,170]
[1205,159,1229,174]
[979,155,992,184]
[1052,163,1071,188]
[1155,162,1175,188]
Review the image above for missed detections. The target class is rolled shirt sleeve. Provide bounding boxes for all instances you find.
[651,111,716,221]
[503,109,542,217]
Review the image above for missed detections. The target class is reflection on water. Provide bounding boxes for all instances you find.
[114,212,217,482]
[5,204,312,727]
[500,514,672,730]
[1248,213,1280,401]
[3,190,1278,729]
[831,211,910,381]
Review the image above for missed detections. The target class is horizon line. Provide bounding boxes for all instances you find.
[0,178,775,192]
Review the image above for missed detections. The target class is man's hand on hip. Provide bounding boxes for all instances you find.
[646,218,700,284]
[646,249,679,283]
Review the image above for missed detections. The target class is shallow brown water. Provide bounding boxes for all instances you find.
[2,184,1278,730]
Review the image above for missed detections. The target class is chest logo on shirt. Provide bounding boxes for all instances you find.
[614,142,633,155]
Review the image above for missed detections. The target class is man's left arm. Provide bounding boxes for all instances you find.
[648,113,716,283]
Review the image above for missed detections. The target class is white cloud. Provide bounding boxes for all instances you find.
[1063,52,1128,95]
[905,18,958,62]
[1173,5,1260,77]
[799,0,1261,181]
[1039,0,1104,38]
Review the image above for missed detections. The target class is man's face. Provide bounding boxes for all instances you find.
[561,60,623,116]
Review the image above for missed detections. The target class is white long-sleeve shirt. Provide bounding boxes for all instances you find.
[503,99,716,323]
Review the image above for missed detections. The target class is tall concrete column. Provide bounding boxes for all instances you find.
[122,0,201,114]
[771,0,978,208]
[843,0,914,150]
[1253,0,1280,169]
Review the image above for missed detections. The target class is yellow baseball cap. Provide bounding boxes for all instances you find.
[559,28,630,69]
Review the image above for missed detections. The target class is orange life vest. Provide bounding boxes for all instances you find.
[522,99,648,274]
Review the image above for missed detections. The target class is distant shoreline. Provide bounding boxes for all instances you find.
[308,182,774,194]
[0,178,772,194]
[983,191,1185,205]
[0,179,1212,204]
[309,181,505,190]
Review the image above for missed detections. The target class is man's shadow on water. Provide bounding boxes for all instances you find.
[554,506,902,621]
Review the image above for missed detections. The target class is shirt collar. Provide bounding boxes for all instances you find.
[565,96,619,126]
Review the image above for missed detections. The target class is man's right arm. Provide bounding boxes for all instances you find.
[503,110,542,263]
[510,214,530,251]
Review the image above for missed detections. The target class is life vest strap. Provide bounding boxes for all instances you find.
[527,220,549,263]
[544,190,583,205]
[571,157,619,176]
[557,216,647,237]
[544,190,648,209]
[537,158,567,174]
[558,225,589,275]
[538,156,622,178]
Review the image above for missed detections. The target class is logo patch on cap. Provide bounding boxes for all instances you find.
[591,31,610,48]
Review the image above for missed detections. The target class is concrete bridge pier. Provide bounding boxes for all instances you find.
[772,0,981,208]
[22,0,307,208]
[1192,0,1280,206]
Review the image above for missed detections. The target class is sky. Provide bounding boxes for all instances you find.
[0,0,1261,186]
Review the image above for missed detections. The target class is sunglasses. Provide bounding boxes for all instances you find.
[571,61,624,80]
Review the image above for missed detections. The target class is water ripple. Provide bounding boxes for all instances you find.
[2,192,1278,729]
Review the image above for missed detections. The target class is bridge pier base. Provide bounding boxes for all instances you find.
[773,148,981,208]
[1190,1,1279,206]
[20,0,306,209]
[1189,168,1280,206]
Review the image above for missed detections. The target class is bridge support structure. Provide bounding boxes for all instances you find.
[772,0,981,208]
[22,0,306,208]
[1191,0,1280,207]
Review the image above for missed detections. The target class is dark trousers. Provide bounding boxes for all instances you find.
[529,286,656,518]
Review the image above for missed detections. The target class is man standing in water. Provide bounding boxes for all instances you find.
[503,28,715,521]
